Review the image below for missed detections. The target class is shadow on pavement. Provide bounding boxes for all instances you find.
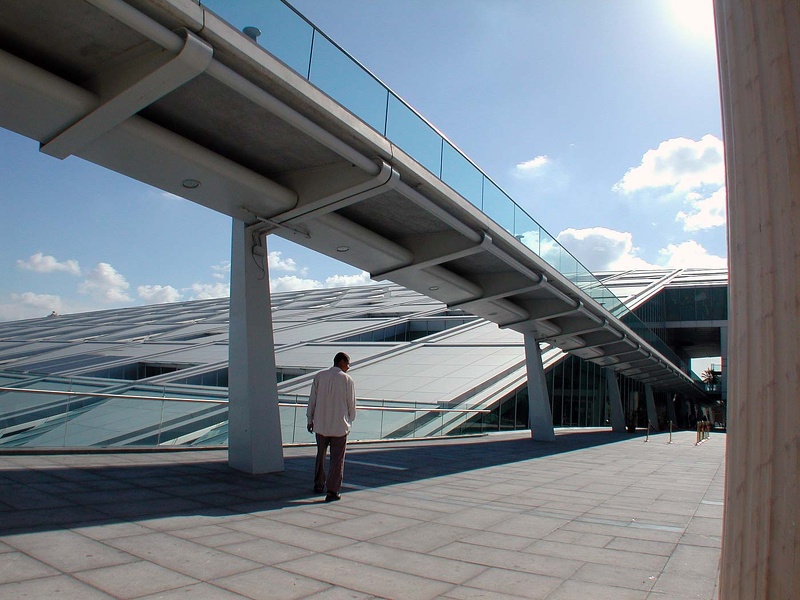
[0,428,664,536]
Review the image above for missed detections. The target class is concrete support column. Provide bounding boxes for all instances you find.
[605,368,625,433]
[644,385,659,431]
[228,219,284,474]
[523,335,555,441]
[715,1,800,597]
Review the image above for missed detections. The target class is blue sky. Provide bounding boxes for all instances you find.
[0,0,725,323]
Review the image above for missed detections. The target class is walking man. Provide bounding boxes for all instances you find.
[307,352,356,502]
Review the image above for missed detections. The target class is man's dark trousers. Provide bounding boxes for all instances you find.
[314,433,347,493]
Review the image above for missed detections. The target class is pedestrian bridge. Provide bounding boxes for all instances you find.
[0,0,702,471]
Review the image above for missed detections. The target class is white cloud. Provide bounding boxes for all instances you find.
[614,134,724,193]
[137,284,182,303]
[557,227,658,272]
[187,282,230,300]
[17,252,80,276]
[613,135,726,234]
[270,275,324,293]
[515,155,551,175]
[659,241,727,268]
[78,263,132,302]
[325,271,373,288]
[676,187,727,231]
[0,292,64,321]
[211,260,231,281]
[268,251,298,272]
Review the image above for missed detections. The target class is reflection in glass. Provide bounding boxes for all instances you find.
[539,230,562,271]
[254,0,314,77]
[386,94,442,176]
[441,142,483,209]
[309,34,389,134]
[483,180,515,233]
[514,208,539,254]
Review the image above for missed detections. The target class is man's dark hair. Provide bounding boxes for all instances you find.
[333,352,350,367]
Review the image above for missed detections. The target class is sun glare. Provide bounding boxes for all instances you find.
[667,0,716,41]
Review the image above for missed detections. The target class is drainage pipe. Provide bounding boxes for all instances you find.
[85,0,381,176]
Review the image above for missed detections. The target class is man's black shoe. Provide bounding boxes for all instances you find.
[324,492,341,503]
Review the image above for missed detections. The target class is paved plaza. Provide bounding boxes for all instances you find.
[0,429,724,599]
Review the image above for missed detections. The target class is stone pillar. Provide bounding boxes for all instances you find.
[715,1,800,597]
[644,385,659,431]
[720,324,729,403]
[228,219,284,474]
[523,335,555,441]
[605,368,625,433]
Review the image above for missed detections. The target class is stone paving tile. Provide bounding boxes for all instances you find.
[2,529,139,572]
[663,544,723,576]
[560,519,683,543]
[570,561,659,591]
[276,553,455,599]
[486,512,568,539]
[0,550,59,583]
[367,520,474,553]
[459,529,539,552]
[605,535,677,556]
[317,512,421,541]
[651,572,720,599]
[342,496,448,521]
[71,519,154,541]
[546,578,649,599]
[524,539,669,571]
[457,566,563,599]
[679,533,721,549]
[685,516,725,537]
[225,516,356,553]
[105,532,264,580]
[299,587,377,599]
[216,537,315,565]
[189,530,258,548]
[0,574,117,599]
[544,528,615,548]
[329,540,486,585]
[212,565,331,600]
[431,540,583,579]
[72,560,199,599]
[135,581,250,599]
[434,505,521,530]
[441,586,529,600]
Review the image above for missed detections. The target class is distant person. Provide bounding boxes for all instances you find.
[307,352,356,502]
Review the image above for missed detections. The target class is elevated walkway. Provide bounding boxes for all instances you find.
[0,0,699,395]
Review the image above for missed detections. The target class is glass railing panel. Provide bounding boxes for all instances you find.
[514,208,540,255]
[483,179,515,234]
[441,142,483,209]
[538,229,562,272]
[574,264,595,290]
[309,33,388,134]
[560,252,579,284]
[386,93,442,176]
[255,1,313,77]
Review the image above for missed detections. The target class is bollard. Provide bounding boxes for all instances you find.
[644,420,651,442]
[668,420,674,444]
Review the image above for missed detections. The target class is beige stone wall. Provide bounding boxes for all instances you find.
[715,1,800,598]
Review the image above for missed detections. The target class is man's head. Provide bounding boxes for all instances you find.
[333,352,350,372]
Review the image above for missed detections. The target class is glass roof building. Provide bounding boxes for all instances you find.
[0,268,727,449]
